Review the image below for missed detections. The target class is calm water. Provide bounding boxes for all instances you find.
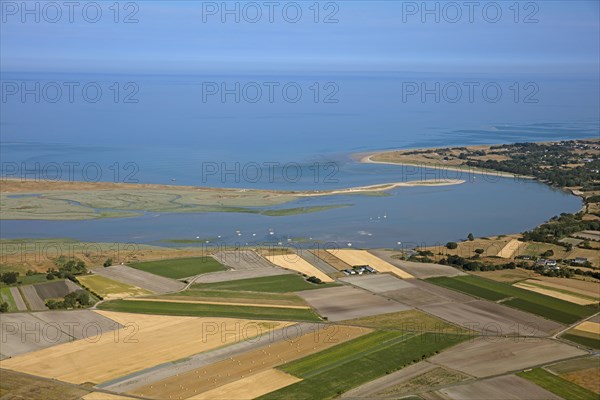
[0,72,597,246]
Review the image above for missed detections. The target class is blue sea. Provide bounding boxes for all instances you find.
[1,71,598,247]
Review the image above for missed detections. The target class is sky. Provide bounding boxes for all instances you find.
[1,0,599,75]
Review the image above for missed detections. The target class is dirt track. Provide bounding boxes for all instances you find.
[370,250,466,278]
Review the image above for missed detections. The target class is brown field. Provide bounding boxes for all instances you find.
[420,300,563,337]
[0,311,292,385]
[326,249,413,279]
[563,367,600,394]
[370,250,465,278]
[421,236,521,259]
[535,276,600,298]
[429,337,587,378]
[296,286,411,321]
[343,362,470,399]
[496,239,527,259]
[513,281,597,305]
[212,250,292,274]
[547,357,600,394]
[188,369,301,399]
[0,369,90,400]
[78,274,152,299]
[472,268,535,283]
[265,254,334,282]
[309,249,352,271]
[93,265,185,293]
[130,325,370,399]
[0,310,121,358]
[437,375,562,400]
[573,321,600,335]
[82,392,137,400]
[340,274,415,293]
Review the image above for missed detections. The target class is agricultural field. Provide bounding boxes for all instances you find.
[437,375,563,400]
[341,309,465,334]
[514,280,598,305]
[472,267,536,283]
[130,325,370,399]
[341,361,468,399]
[339,273,414,293]
[561,320,600,349]
[326,249,414,279]
[0,369,91,400]
[129,256,226,279]
[296,286,411,321]
[308,249,352,271]
[93,265,185,293]
[265,254,334,283]
[197,250,293,283]
[19,285,47,310]
[429,337,587,378]
[428,275,598,324]
[98,298,322,321]
[372,249,466,278]
[259,331,468,400]
[0,310,121,358]
[78,274,152,299]
[0,311,293,385]
[0,287,18,312]
[159,287,308,307]
[194,274,333,293]
[547,356,600,394]
[517,368,598,400]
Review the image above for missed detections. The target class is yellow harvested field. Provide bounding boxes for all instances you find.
[124,297,311,309]
[534,277,600,299]
[0,311,292,385]
[573,321,600,335]
[513,282,597,305]
[131,325,370,399]
[327,249,414,279]
[78,274,152,299]
[266,254,334,283]
[188,369,301,400]
[82,392,136,400]
[496,239,525,258]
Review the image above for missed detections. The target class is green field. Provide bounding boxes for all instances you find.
[427,275,597,324]
[561,333,600,350]
[130,257,226,279]
[341,310,467,334]
[78,275,152,298]
[0,273,50,289]
[0,287,18,312]
[258,332,467,400]
[517,368,598,400]
[194,274,337,293]
[97,299,321,321]
[162,288,307,306]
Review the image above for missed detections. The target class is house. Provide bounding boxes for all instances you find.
[536,259,548,267]
[572,257,588,265]
[546,259,557,267]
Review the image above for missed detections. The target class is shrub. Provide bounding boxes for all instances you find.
[446,242,458,249]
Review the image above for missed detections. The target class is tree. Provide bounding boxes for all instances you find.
[474,248,485,255]
[467,233,475,241]
[76,291,90,306]
[0,302,8,313]
[103,258,113,268]
[46,273,55,280]
[0,272,19,285]
[446,242,458,250]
